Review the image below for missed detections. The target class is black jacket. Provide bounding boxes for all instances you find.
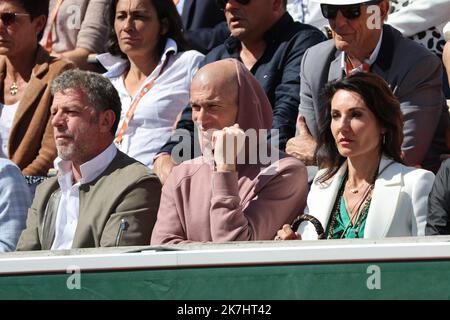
[426,158,450,235]
[181,0,229,54]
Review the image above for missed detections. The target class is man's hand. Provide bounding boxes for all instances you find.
[285,115,317,165]
[153,154,176,184]
[212,124,245,172]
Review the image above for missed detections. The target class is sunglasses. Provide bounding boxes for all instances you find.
[0,12,30,26]
[320,0,381,20]
[217,0,251,10]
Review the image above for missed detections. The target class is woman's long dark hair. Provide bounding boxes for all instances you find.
[316,72,404,184]
[107,0,189,60]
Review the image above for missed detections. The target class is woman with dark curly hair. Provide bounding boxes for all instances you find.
[276,72,434,240]
[97,0,203,169]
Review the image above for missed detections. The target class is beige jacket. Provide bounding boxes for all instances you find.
[17,151,162,250]
[0,46,74,176]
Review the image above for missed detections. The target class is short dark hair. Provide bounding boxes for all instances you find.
[51,70,122,135]
[15,0,49,41]
[315,72,404,183]
[107,0,189,59]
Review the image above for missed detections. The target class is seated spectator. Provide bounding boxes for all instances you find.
[154,0,326,184]
[426,158,450,235]
[151,59,308,244]
[387,0,450,99]
[0,159,31,252]
[288,0,449,173]
[276,73,434,241]
[0,0,73,176]
[97,0,203,169]
[40,0,110,70]
[16,70,161,251]
[176,0,229,54]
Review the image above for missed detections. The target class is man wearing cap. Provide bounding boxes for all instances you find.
[153,0,326,184]
[287,0,449,173]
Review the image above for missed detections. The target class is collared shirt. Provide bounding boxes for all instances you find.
[97,38,203,168]
[0,158,31,252]
[176,0,185,15]
[51,143,117,250]
[159,13,327,156]
[340,30,384,75]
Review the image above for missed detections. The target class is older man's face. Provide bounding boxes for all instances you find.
[190,75,238,151]
[328,0,388,54]
[224,0,275,41]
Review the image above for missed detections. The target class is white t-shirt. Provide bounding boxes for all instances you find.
[97,38,204,168]
[0,100,19,158]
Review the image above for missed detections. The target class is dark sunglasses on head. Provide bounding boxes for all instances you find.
[0,12,30,26]
[217,0,251,10]
[320,0,381,20]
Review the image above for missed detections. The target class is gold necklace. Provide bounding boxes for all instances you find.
[10,82,18,96]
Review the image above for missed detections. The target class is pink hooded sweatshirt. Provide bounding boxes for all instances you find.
[151,59,308,244]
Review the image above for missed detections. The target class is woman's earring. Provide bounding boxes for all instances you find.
[382,134,386,145]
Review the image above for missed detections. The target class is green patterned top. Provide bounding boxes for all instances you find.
[325,175,372,239]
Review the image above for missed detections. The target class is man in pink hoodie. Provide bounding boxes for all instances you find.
[151,59,308,244]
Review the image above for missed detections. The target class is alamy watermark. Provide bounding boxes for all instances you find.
[66,265,81,290]
[366,265,381,290]
[66,5,82,30]
[366,5,382,30]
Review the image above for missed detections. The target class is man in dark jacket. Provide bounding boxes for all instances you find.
[287,0,449,173]
[154,0,326,183]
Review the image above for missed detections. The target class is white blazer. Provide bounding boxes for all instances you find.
[299,155,435,239]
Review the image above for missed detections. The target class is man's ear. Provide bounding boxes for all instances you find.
[99,109,116,134]
[379,0,390,21]
[272,0,284,14]
[33,15,47,38]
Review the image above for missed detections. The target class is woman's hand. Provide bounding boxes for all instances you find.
[274,224,301,240]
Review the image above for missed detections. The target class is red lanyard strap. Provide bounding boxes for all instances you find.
[115,56,171,145]
[45,0,64,53]
[345,55,370,76]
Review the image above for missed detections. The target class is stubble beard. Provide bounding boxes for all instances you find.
[56,143,76,161]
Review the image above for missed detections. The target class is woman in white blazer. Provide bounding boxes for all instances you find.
[276,72,435,240]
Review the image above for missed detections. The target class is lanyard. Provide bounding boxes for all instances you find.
[44,0,64,52]
[115,56,171,145]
